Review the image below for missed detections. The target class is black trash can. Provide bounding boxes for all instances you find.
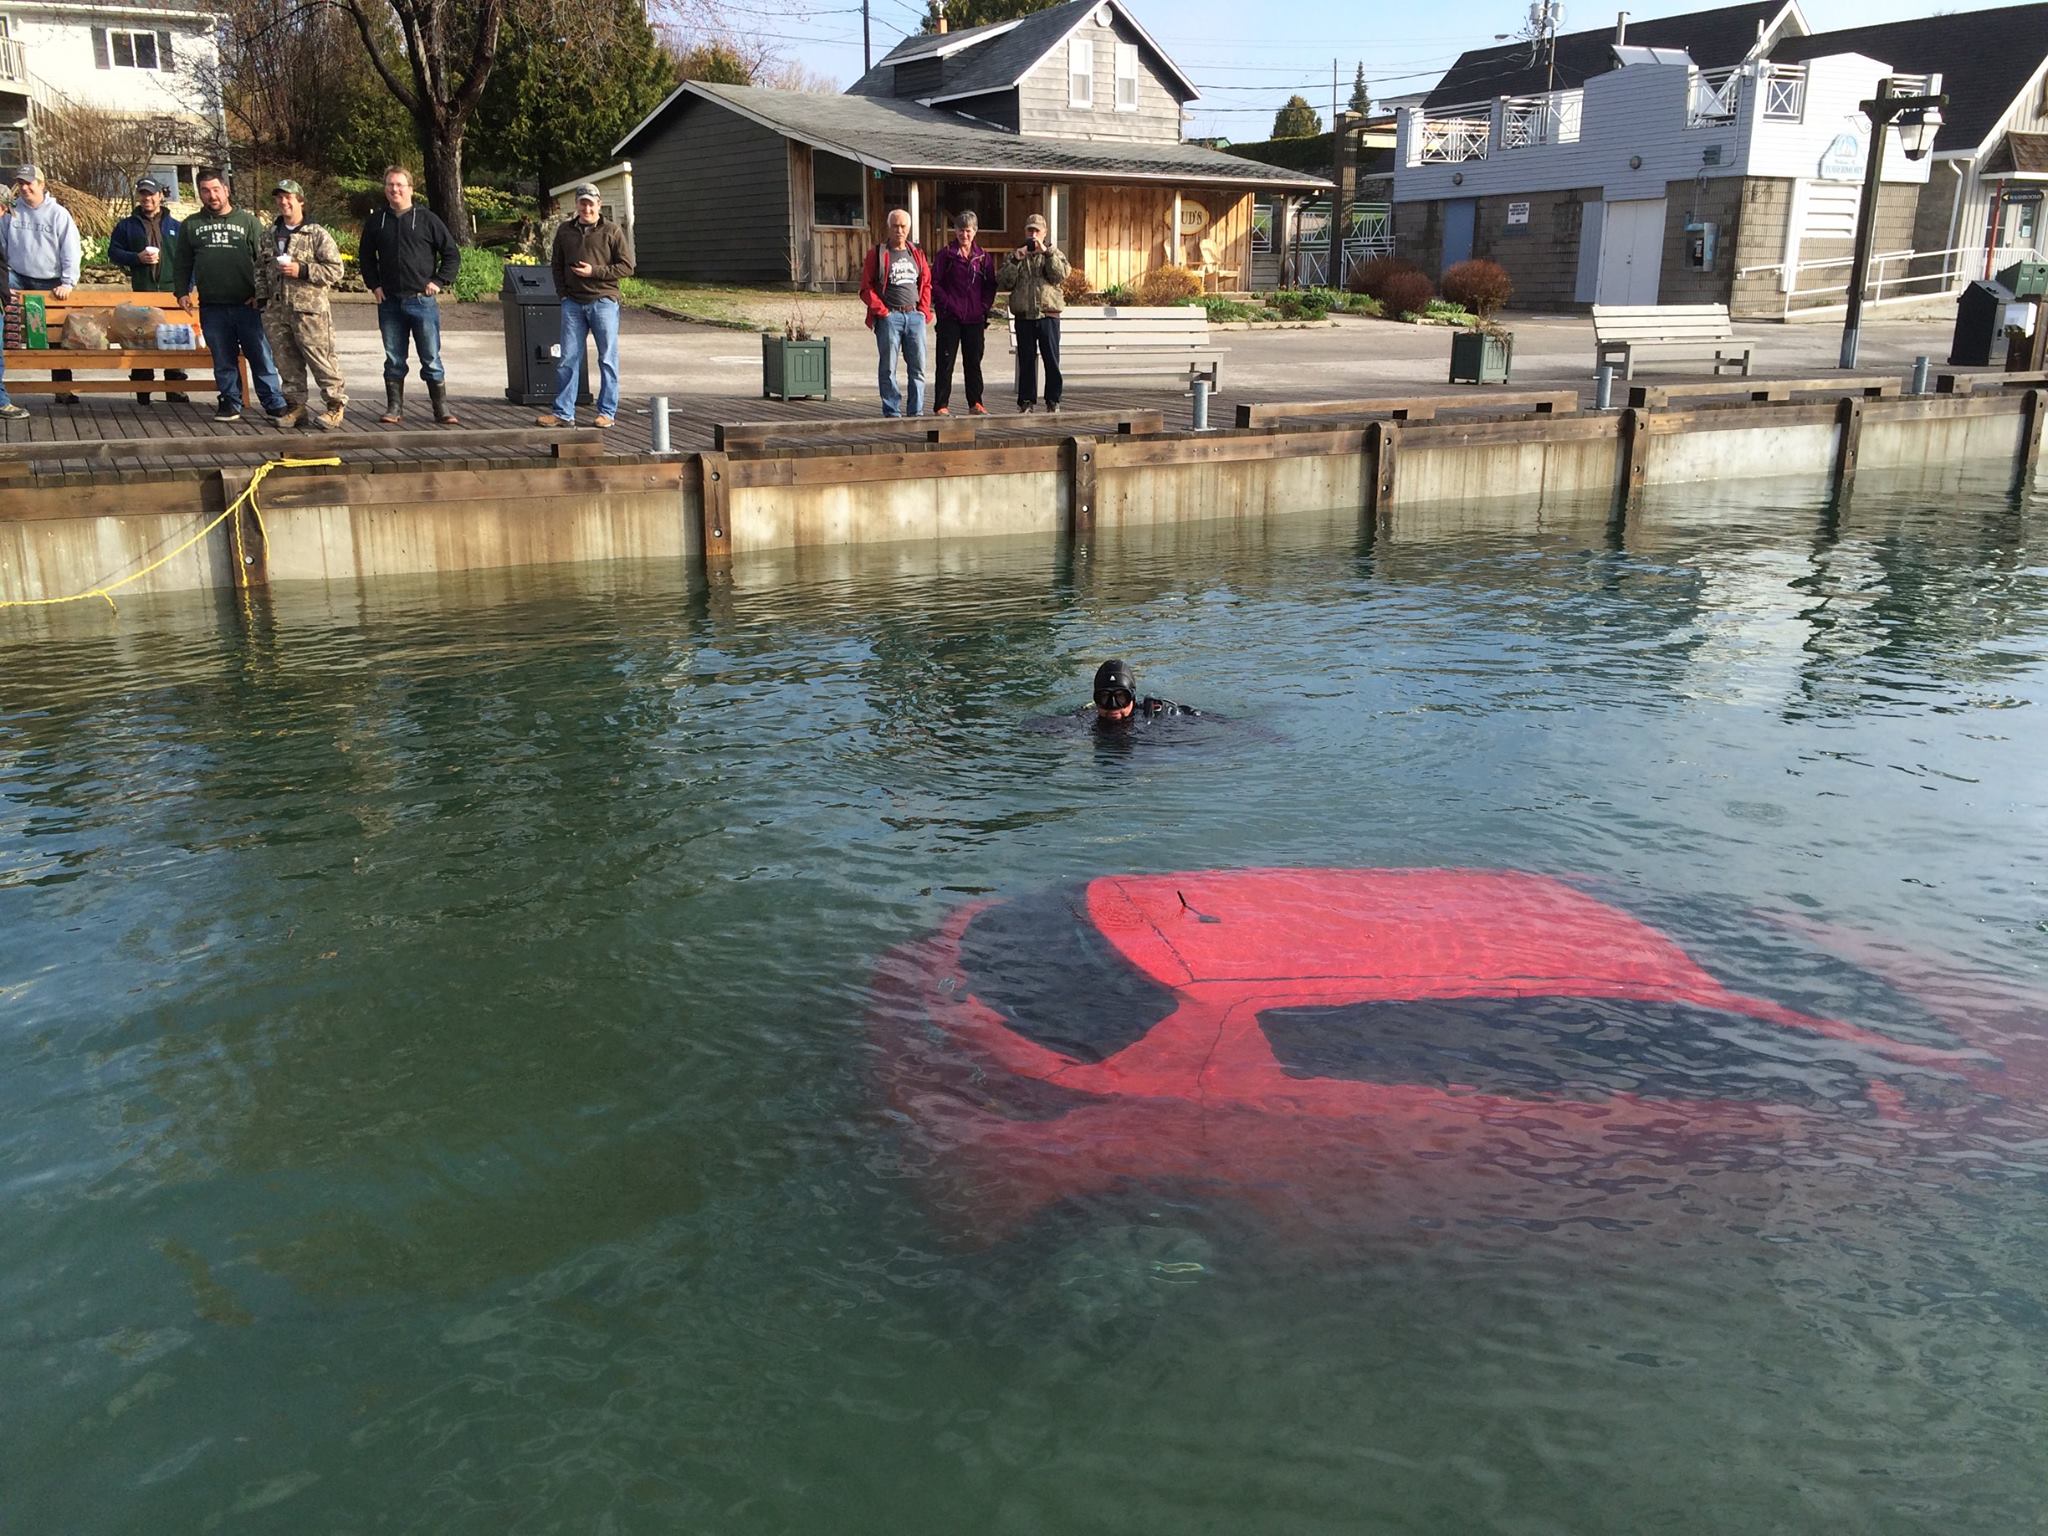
[500,264,591,407]
[1950,279,2013,368]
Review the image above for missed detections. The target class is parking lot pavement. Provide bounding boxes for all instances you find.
[325,296,1963,406]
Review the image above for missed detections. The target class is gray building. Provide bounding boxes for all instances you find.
[611,0,1327,291]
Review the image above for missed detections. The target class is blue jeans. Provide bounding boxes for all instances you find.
[874,310,926,417]
[0,331,12,407]
[198,302,286,414]
[378,294,445,384]
[553,297,620,421]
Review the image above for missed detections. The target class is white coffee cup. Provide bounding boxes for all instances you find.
[275,254,292,268]
[142,245,159,263]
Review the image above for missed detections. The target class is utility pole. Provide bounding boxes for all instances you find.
[863,0,871,71]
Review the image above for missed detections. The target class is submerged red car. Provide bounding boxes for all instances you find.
[870,868,2040,1243]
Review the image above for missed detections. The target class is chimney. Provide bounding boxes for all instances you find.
[1615,11,1629,43]
[936,2,948,32]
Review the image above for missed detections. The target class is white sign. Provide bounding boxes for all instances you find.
[1819,131,1864,181]
[1506,201,1531,225]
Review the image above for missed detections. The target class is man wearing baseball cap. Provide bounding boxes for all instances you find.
[108,175,189,403]
[3,165,81,403]
[537,182,632,429]
[259,179,347,430]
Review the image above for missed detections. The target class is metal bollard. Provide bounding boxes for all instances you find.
[1190,376,1211,431]
[651,395,671,453]
[1910,355,1931,396]
[1595,364,1615,412]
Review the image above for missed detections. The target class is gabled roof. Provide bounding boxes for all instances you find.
[848,0,1198,105]
[1983,129,2048,175]
[1423,0,1797,106]
[615,82,1325,189]
[1773,3,2048,155]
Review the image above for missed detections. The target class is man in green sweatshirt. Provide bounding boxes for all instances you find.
[172,167,287,423]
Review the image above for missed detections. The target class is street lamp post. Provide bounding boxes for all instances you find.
[1840,76,1947,369]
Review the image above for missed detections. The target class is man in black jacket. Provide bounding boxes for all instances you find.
[357,165,461,424]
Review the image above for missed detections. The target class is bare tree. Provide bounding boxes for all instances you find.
[336,0,505,241]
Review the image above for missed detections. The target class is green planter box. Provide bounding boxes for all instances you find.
[763,334,832,401]
[1448,330,1513,385]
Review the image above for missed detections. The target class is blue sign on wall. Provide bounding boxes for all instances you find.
[1819,131,1864,181]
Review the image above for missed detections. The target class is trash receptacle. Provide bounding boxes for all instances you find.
[500,264,591,408]
[1950,279,2012,367]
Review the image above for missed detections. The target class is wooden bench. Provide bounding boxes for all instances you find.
[1627,375,1901,410]
[6,290,234,397]
[1009,305,1227,390]
[1236,390,1577,428]
[1591,304,1753,380]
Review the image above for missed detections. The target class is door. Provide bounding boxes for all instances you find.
[1441,197,1477,269]
[1596,197,1666,304]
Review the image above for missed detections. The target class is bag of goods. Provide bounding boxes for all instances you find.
[111,303,161,347]
[60,308,118,350]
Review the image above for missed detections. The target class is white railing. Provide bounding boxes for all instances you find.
[1689,65,1741,128]
[1735,244,2041,320]
[1761,63,1805,121]
[1416,102,1490,163]
[0,38,26,86]
[1339,203,1394,284]
[1500,89,1582,149]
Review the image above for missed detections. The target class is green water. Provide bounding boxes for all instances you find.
[4,475,2047,1533]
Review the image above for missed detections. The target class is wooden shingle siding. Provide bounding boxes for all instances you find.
[1014,14,1183,142]
[631,96,793,283]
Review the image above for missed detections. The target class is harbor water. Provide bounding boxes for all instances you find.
[3,470,2046,1533]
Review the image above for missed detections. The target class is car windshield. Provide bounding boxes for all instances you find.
[957,886,1179,1063]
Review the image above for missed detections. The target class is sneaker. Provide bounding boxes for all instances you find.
[536,413,574,427]
[1018,402,1036,413]
[969,403,989,415]
[1046,402,1062,415]
[593,415,614,428]
[935,405,951,415]
[0,403,28,420]
[213,404,242,423]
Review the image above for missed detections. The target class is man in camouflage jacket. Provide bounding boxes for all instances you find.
[258,178,347,429]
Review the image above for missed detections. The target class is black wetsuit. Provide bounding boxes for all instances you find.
[1078,698,1201,724]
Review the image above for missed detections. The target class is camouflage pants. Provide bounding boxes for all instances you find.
[262,304,347,411]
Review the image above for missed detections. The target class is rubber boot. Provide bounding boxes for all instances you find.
[428,380,459,425]
[380,379,403,424]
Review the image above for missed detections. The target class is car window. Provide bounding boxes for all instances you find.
[958,886,1180,1063]
[1256,996,1894,1111]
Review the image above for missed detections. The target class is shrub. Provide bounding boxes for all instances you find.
[453,244,505,302]
[1138,263,1202,305]
[1102,281,1135,303]
[1378,269,1436,319]
[1269,289,1330,321]
[1195,296,1263,321]
[1061,268,1092,305]
[1439,258,1513,322]
[1423,298,1475,324]
[1348,255,1425,302]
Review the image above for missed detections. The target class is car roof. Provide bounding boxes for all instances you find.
[1087,868,1723,996]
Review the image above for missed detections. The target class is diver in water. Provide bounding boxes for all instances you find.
[1082,659,1201,725]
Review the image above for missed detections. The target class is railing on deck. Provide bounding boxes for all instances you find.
[0,38,26,86]
[1761,63,1805,121]
[1499,89,1582,149]
[1416,103,1490,163]
[1688,65,1741,128]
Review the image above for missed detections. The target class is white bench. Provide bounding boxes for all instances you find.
[1009,304,1226,389]
[1591,304,1753,380]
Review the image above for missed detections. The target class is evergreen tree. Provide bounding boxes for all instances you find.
[919,0,1064,33]
[674,42,755,84]
[474,0,677,194]
[1271,95,1322,139]
[1349,63,1370,116]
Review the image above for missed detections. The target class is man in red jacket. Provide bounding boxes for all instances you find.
[858,207,933,417]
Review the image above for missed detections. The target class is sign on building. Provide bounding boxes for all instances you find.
[1506,201,1531,225]
[1818,132,1863,181]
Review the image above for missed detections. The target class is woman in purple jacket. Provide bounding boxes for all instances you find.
[931,210,999,415]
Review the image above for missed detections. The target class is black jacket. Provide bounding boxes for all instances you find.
[358,203,460,297]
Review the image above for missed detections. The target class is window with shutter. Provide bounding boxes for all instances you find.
[1068,38,1093,109]
[158,30,174,70]
[92,26,110,67]
[1114,42,1138,111]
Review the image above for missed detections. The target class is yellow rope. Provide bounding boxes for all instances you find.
[0,455,341,612]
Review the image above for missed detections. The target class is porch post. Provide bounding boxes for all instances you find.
[1172,188,1183,267]
[909,180,921,245]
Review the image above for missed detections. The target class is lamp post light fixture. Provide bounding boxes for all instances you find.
[1840,75,1947,369]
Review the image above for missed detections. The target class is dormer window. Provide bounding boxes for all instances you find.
[1114,42,1138,110]
[1069,37,1094,108]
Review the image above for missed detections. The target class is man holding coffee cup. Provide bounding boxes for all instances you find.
[108,176,189,403]
[258,179,346,431]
